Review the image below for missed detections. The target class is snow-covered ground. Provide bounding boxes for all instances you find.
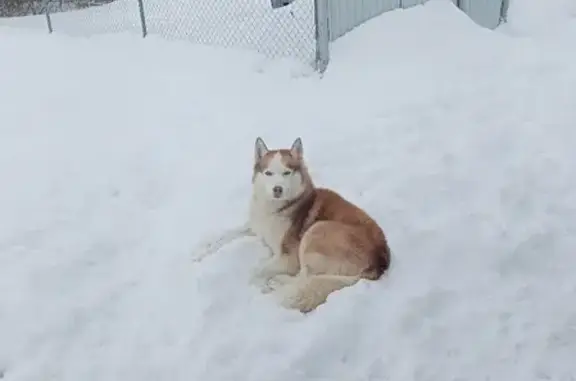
[1,0,576,380]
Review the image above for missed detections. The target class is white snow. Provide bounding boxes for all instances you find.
[504,0,576,36]
[1,0,576,380]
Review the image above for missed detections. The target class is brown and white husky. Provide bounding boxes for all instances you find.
[193,137,391,313]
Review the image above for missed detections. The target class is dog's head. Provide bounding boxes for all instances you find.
[252,137,311,202]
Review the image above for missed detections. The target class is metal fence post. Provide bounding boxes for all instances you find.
[314,0,330,73]
[45,10,53,33]
[136,0,148,37]
[499,0,510,23]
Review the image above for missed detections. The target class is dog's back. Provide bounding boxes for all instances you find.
[282,187,390,281]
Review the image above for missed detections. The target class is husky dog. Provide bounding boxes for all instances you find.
[193,137,391,313]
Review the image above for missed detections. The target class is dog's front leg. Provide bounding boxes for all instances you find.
[192,222,255,262]
[250,253,299,293]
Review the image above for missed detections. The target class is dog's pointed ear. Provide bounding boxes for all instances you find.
[255,137,269,161]
[290,137,303,158]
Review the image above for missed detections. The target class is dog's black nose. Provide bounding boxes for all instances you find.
[273,186,283,197]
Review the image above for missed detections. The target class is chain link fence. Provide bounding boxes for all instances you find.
[46,0,141,36]
[143,0,315,62]
[0,0,509,72]
[0,0,318,66]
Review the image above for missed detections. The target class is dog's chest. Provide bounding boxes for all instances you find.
[249,204,292,256]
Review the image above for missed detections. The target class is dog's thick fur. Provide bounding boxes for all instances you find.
[192,137,391,313]
[248,137,391,313]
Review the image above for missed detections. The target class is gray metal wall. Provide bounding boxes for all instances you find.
[328,0,400,42]
[316,0,506,71]
[400,0,427,8]
[326,0,505,42]
[458,0,505,29]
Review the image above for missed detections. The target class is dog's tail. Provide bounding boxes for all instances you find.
[192,224,254,262]
[361,237,392,281]
[277,274,360,313]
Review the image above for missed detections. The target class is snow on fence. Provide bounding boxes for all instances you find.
[1,0,509,72]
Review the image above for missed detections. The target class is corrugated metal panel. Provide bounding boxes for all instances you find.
[400,0,427,8]
[328,0,400,41]
[459,0,503,29]
[326,0,504,46]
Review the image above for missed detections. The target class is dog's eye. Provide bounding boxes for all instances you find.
[282,171,292,176]
[264,171,273,176]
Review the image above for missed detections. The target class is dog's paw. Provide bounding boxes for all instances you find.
[260,274,294,294]
[260,281,276,294]
[249,268,281,293]
[268,274,294,288]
